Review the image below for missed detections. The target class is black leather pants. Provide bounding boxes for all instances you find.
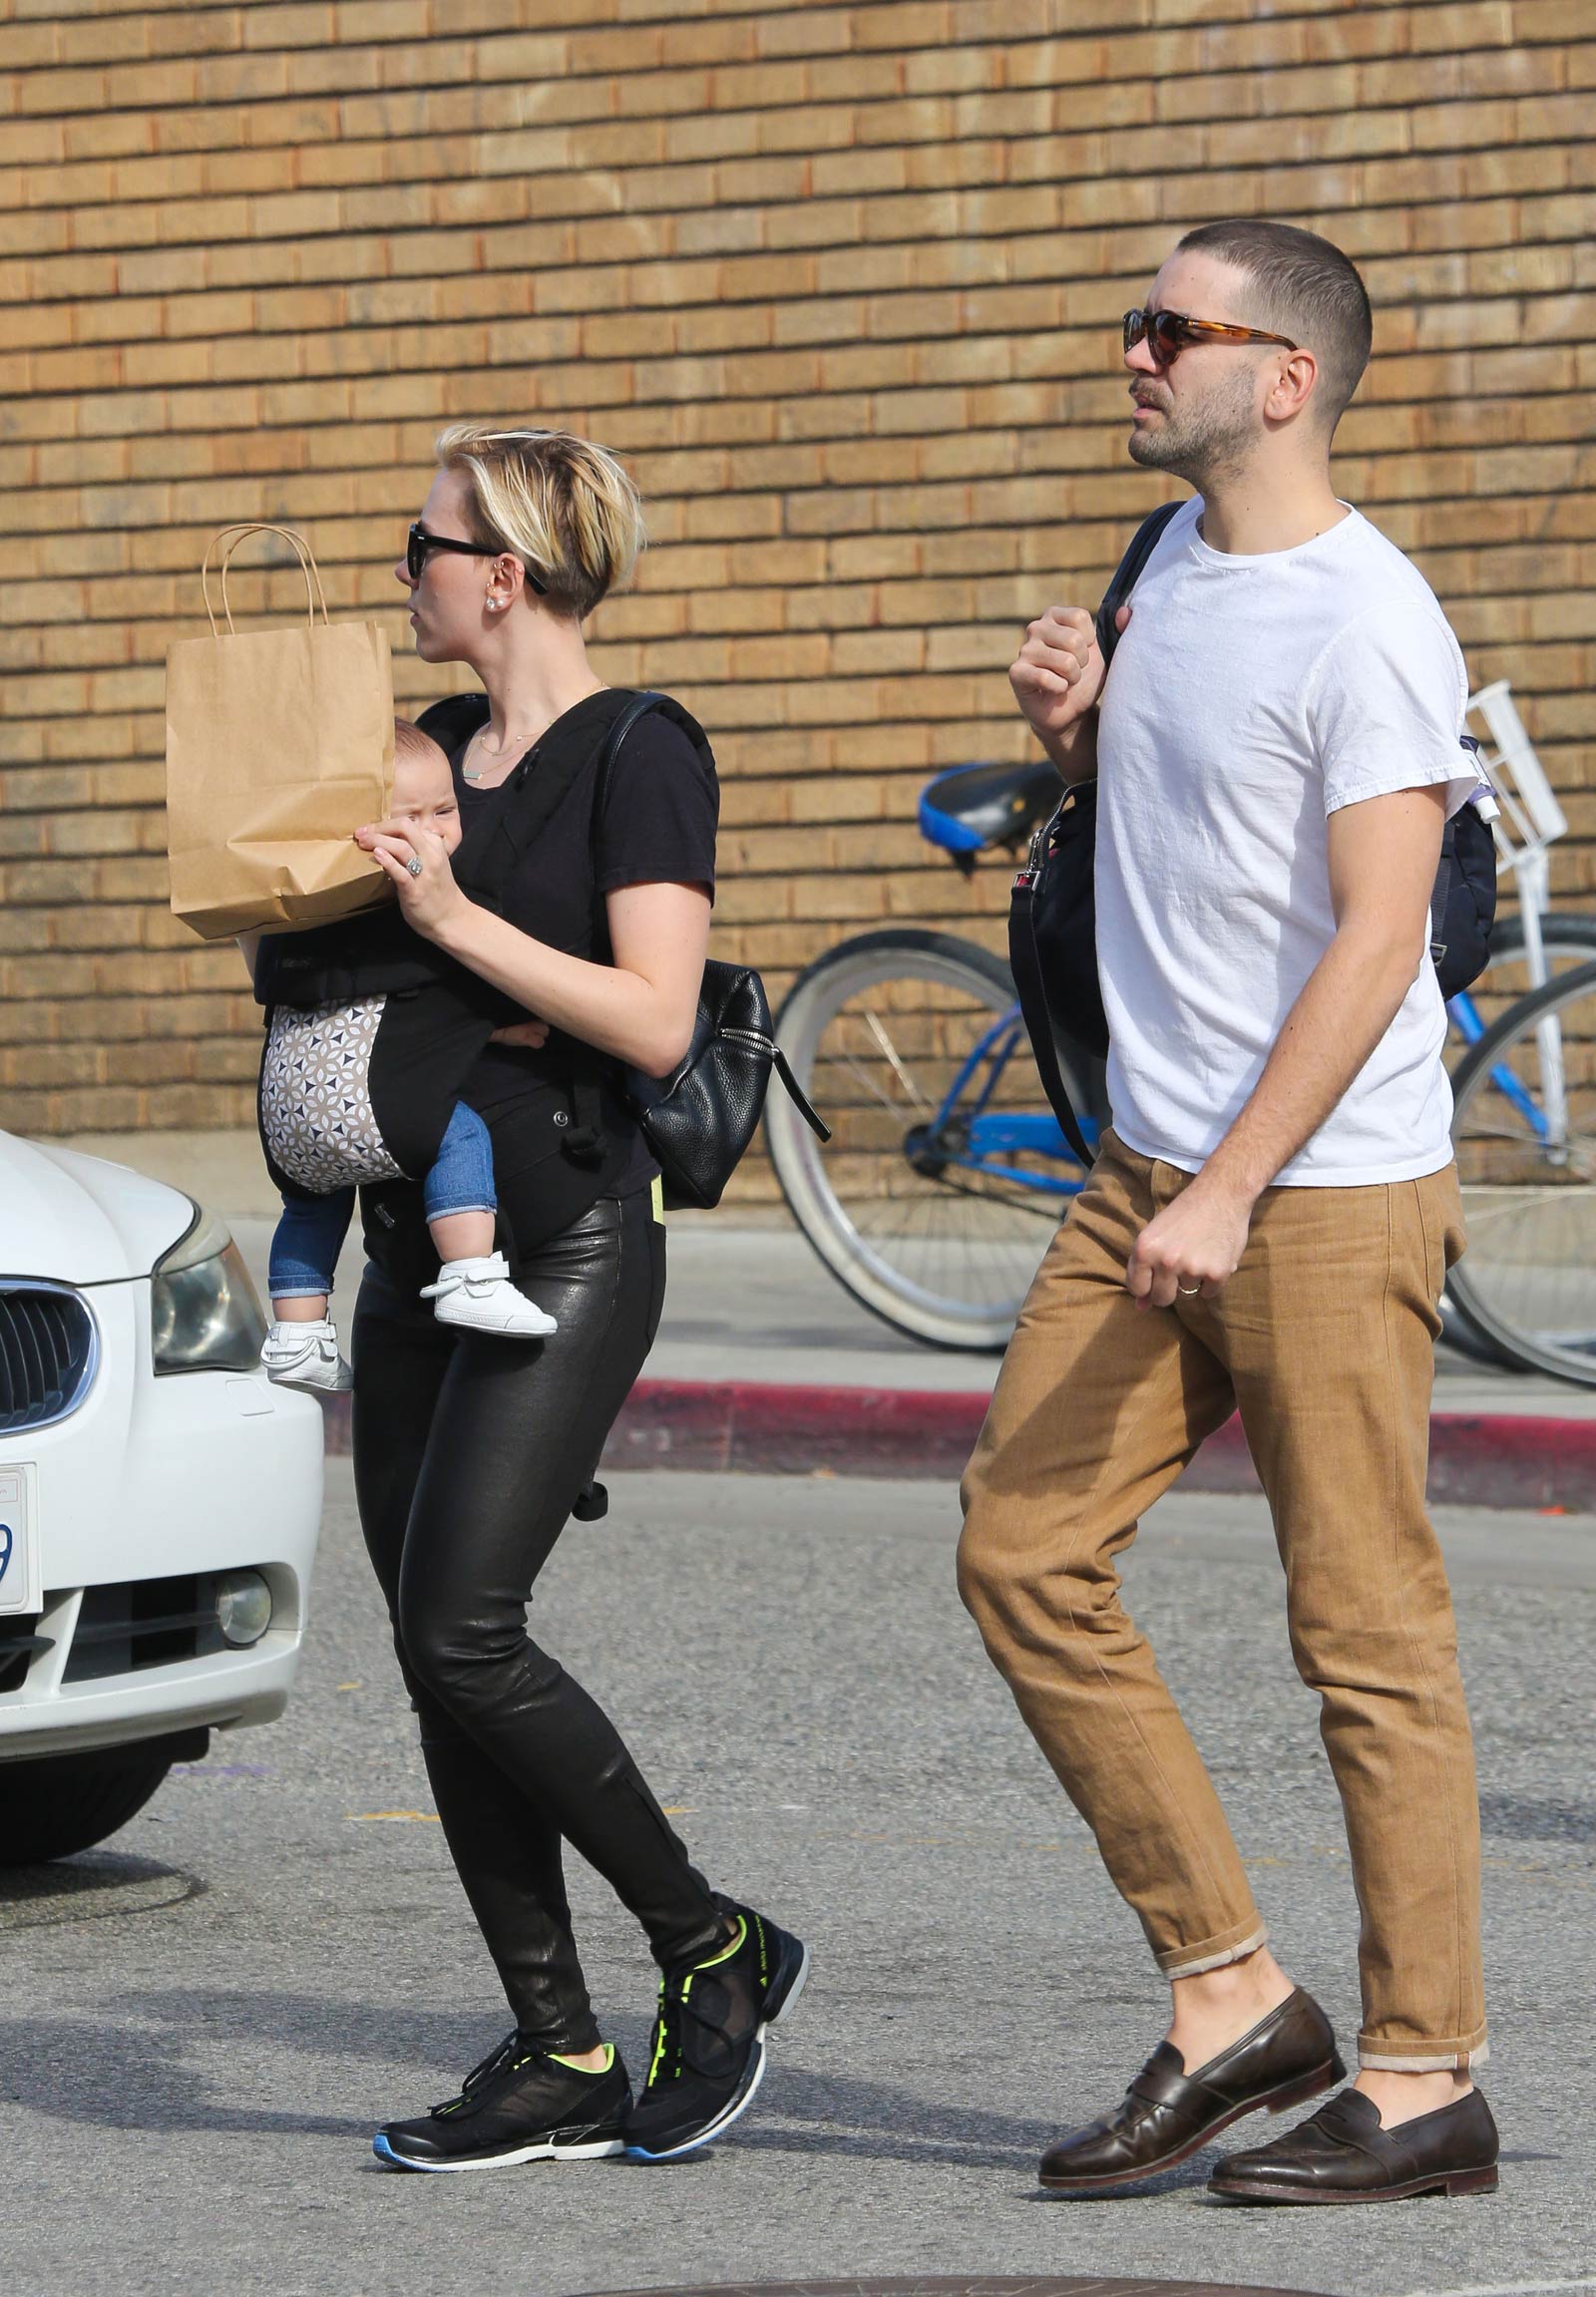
[350,1191,723,2054]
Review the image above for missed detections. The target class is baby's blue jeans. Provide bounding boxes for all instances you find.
[268,1100,495,1302]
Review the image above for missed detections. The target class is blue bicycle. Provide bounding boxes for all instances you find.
[765,758,1596,1362]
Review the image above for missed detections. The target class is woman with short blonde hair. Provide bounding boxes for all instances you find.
[434,423,644,621]
[345,425,807,2174]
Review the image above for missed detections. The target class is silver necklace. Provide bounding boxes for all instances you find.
[462,725,528,784]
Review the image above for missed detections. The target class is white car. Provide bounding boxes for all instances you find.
[0,1133,323,1863]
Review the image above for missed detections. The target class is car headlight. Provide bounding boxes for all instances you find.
[152,1204,268,1374]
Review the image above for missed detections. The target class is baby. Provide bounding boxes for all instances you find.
[252,719,555,1392]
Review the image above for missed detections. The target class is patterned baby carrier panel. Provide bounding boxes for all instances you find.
[260,995,405,1193]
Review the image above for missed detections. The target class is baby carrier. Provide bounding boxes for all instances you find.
[255,905,512,1202]
[255,690,719,1204]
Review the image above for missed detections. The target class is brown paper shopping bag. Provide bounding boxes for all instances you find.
[166,524,396,941]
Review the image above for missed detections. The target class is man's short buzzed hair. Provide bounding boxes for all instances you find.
[1176,218,1373,433]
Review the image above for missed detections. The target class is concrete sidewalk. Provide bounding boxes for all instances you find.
[65,1128,1596,1507]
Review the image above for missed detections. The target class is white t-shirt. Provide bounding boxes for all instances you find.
[1095,500,1478,1187]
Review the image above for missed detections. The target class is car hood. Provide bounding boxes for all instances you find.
[0,1135,198,1287]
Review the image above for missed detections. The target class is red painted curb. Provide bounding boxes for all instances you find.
[317,1380,1594,1512]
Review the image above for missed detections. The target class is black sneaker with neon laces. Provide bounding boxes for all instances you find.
[623,1894,809,2163]
[372,2034,630,2172]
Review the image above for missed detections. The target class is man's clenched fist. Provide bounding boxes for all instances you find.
[1009,603,1104,746]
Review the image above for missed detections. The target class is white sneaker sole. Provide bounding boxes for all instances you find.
[625,1939,811,2164]
[371,2130,623,2173]
[263,1360,353,1394]
[431,1300,558,1339]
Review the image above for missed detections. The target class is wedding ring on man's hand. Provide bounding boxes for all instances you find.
[406,855,424,878]
[1177,1283,1201,1297]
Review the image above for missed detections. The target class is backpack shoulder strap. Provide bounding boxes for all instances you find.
[1009,801,1095,1170]
[564,691,720,1161]
[1094,500,1186,665]
[586,688,714,869]
[593,690,712,797]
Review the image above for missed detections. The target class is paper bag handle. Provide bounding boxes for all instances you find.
[200,524,331,635]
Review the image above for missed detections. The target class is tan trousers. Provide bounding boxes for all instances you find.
[958,1131,1486,2072]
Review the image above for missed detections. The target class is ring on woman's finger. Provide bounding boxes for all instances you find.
[406,855,423,879]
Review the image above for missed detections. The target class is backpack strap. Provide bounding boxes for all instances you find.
[559,691,710,1165]
[1094,500,1186,666]
[1009,805,1095,1169]
[1008,505,1184,1170]
[588,690,712,831]
[585,687,714,941]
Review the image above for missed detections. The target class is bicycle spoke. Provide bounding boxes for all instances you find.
[861,1009,931,1113]
[834,1042,916,1122]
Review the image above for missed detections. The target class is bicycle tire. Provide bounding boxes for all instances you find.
[1441,913,1596,1361]
[1451,911,1596,1044]
[1446,957,1596,1386]
[765,930,1084,1350]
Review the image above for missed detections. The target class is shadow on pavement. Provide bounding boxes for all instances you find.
[2,1984,1067,2168]
[0,1853,202,1930]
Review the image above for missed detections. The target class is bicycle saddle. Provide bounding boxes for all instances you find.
[918,759,1060,861]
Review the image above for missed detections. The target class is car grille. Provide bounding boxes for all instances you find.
[0,1284,98,1432]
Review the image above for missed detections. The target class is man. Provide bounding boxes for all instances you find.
[958,219,1498,2205]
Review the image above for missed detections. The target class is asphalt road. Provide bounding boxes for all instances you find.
[4,1466,1593,2297]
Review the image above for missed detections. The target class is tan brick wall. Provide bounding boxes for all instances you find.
[3,0,1593,1161]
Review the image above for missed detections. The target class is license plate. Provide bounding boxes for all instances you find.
[0,1464,40,1616]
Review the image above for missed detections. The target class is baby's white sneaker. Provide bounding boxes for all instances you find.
[420,1253,558,1338]
[260,1318,354,1392]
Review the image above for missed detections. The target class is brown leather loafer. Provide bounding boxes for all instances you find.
[1209,2084,1499,2204]
[1037,1987,1344,2195]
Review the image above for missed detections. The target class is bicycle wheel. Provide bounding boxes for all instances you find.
[765,930,1086,1349]
[1447,912,1596,1055]
[1447,957,1596,1385]
[1440,914,1596,1360]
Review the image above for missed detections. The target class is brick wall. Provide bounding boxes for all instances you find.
[3,0,1593,1153]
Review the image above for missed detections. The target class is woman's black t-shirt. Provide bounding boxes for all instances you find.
[360,687,717,1276]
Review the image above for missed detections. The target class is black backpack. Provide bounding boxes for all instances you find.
[1009,505,1497,1166]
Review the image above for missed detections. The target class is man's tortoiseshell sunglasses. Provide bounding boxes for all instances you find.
[1122,307,1300,366]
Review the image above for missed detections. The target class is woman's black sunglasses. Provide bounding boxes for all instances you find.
[406,522,546,594]
[1123,308,1299,366]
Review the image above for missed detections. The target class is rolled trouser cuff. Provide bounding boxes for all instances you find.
[1156,1922,1269,1980]
[1359,2022,1488,2073]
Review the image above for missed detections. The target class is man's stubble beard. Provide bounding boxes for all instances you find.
[1126,364,1261,492]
